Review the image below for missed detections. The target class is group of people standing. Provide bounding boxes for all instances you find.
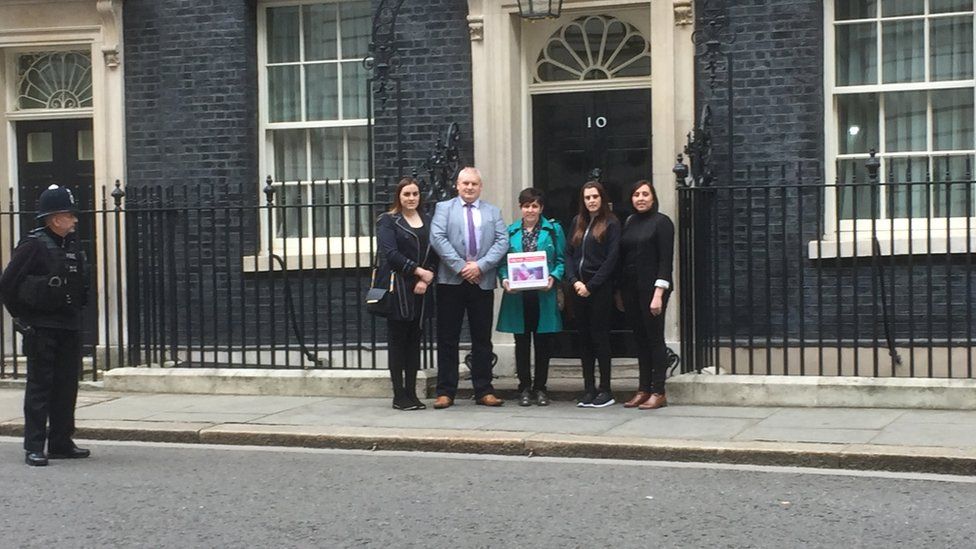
[374,167,674,412]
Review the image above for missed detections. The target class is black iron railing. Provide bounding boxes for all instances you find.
[1,179,439,381]
[677,153,976,378]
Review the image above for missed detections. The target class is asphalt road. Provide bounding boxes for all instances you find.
[1,438,973,548]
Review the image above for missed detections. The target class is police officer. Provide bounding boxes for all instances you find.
[0,185,91,466]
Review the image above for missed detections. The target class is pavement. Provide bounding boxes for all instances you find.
[0,385,975,475]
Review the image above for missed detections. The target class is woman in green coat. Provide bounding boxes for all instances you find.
[497,188,566,406]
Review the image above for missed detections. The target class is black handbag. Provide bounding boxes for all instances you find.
[365,256,395,317]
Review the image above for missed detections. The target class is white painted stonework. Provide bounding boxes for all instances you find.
[466,0,694,347]
[0,0,127,351]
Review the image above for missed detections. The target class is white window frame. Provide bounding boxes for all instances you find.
[820,0,976,257]
[254,0,373,267]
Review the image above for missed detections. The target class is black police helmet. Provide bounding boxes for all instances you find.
[35,185,80,220]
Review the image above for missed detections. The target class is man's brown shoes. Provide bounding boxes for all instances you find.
[476,394,504,407]
[638,393,667,410]
[623,391,651,408]
[433,396,454,409]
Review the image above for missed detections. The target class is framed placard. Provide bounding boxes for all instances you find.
[506,251,549,290]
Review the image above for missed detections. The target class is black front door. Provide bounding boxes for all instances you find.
[16,119,97,350]
[532,88,652,358]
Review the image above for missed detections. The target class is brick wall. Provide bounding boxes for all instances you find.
[121,0,473,354]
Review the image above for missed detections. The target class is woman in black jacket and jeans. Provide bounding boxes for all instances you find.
[375,177,439,410]
[619,180,674,410]
[565,181,620,408]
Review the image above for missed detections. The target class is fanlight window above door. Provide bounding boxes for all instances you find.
[535,15,651,83]
[16,51,93,110]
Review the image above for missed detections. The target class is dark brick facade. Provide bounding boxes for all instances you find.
[370,0,475,201]
[696,0,975,354]
[121,0,473,356]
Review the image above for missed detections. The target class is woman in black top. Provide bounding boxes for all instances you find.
[619,180,675,410]
[375,177,439,410]
[565,181,620,408]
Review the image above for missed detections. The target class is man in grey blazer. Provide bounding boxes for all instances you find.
[429,166,509,408]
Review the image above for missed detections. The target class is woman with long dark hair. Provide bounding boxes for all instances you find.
[564,181,620,408]
[375,177,439,410]
[619,180,674,410]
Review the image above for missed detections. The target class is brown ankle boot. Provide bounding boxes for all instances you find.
[623,391,651,408]
[638,393,667,410]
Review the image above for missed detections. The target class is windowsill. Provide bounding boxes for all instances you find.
[809,230,976,259]
[242,237,375,272]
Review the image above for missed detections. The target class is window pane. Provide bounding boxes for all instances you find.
[347,126,369,180]
[303,3,337,61]
[930,0,973,13]
[267,6,300,63]
[838,93,880,153]
[339,0,372,60]
[313,184,344,237]
[268,65,301,122]
[885,91,927,152]
[310,127,342,180]
[933,88,975,150]
[881,0,923,16]
[275,185,307,238]
[836,23,877,85]
[887,156,929,218]
[835,0,877,20]
[933,155,975,216]
[882,20,924,83]
[306,64,339,121]
[27,132,53,163]
[837,159,877,219]
[273,129,307,182]
[348,182,373,237]
[930,16,974,81]
[77,130,93,161]
[341,62,369,119]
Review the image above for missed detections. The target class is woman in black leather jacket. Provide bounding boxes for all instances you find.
[375,177,439,410]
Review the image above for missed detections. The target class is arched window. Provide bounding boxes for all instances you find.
[535,15,651,83]
[17,51,93,110]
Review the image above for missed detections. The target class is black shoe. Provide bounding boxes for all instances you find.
[25,451,48,466]
[577,391,596,408]
[590,392,616,408]
[408,395,427,410]
[535,390,550,406]
[394,395,424,411]
[518,389,533,407]
[48,446,90,459]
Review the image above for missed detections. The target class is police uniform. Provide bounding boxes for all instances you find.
[0,185,91,466]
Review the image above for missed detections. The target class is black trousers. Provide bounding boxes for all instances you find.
[23,328,81,453]
[572,282,613,393]
[387,317,422,399]
[622,284,669,394]
[436,282,496,399]
[514,291,551,392]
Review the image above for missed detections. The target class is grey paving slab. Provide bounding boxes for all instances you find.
[649,405,780,419]
[887,410,976,425]
[734,426,878,445]
[142,411,272,423]
[871,422,976,448]
[756,408,905,430]
[480,415,630,435]
[605,416,755,441]
[249,400,404,427]
[176,395,325,415]
[370,410,509,430]
[509,403,635,420]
